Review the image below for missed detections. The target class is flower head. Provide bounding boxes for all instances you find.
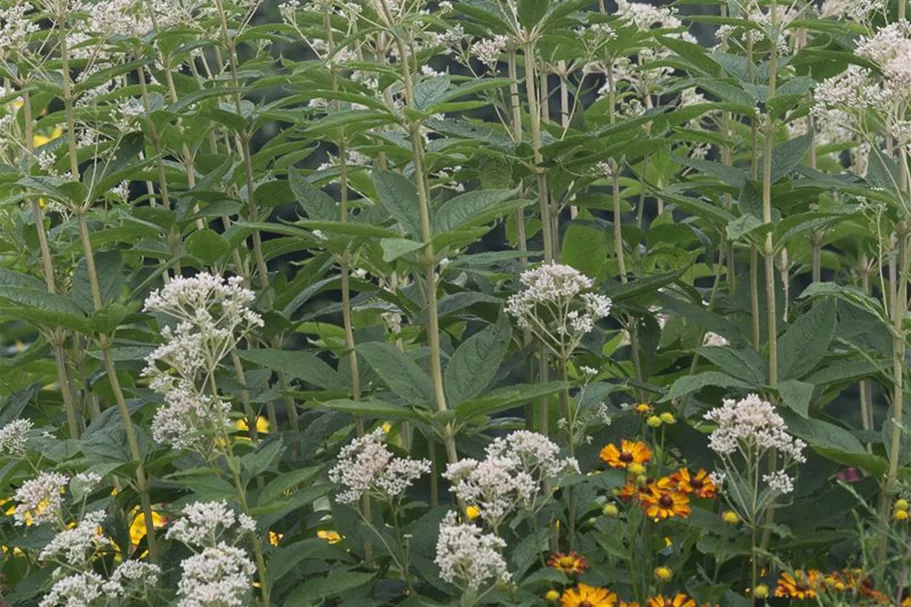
[640,481,691,520]
[13,471,68,526]
[548,551,590,575]
[561,584,618,607]
[672,468,718,499]
[329,428,430,504]
[599,440,652,470]
[176,543,255,607]
[0,418,32,455]
[434,511,510,592]
[646,594,696,607]
[165,501,255,549]
[775,570,822,599]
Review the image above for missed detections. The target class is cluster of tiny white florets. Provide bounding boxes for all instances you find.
[329,427,431,504]
[166,501,256,549]
[38,571,107,607]
[704,394,806,495]
[471,35,509,70]
[0,418,32,455]
[434,511,511,592]
[105,560,161,595]
[142,273,262,451]
[13,471,68,526]
[820,0,885,22]
[506,263,611,360]
[855,21,911,91]
[0,3,39,59]
[39,510,109,565]
[176,543,255,607]
[443,431,577,529]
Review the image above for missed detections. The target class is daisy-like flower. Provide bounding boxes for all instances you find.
[774,570,822,599]
[646,594,696,607]
[640,479,691,520]
[561,583,618,607]
[620,477,656,501]
[548,551,589,575]
[599,440,652,470]
[672,468,718,499]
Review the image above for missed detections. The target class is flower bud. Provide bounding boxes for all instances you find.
[628,463,646,476]
[602,503,619,518]
[647,415,662,428]
[722,510,740,525]
[753,584,769,599]
[895,509,910,522]
[659,412,676,424]
[545,590,560,602]
[896,498,910,511]
[654,566,673,581]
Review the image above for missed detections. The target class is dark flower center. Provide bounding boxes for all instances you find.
[619,451,634,463]
[659,495,674,508]
[579,602,594,607]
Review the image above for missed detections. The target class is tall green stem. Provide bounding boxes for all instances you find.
[523,41,555,263]
[58,11,159,562]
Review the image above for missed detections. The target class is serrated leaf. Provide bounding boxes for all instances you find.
[358,342,434,407]
[380,237,423,262]
[237,349,346,390]
[433,189,520,234]
[289,168,338,222]
[777,299,836,381]
[185,229,231,264]
[372,170,422,237]
[777,379,813,418]
[444,314,512,405]
[662,372,753,402]
[282,571,376,607]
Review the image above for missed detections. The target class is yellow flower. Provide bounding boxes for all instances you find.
[548,551,590,575]
[752,584,769,599]
[235,416,270,434]
[317,530,342,544]
[465,505,481,520]
[269,530,283,546]
[646,594,695,607]
[654,566,673,582]
[895,509,909,522]
[129,509,167,548]
[561,584,618,607]
[32,128,63,149]
[634,403,654,415]
[647,415,662,428]
[381,422,392,433]
[599,440,652,470]
[721,510,740,525]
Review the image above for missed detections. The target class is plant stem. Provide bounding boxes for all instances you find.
[58,11,159,562]
[523,41,555,263]
[762,0,780,386]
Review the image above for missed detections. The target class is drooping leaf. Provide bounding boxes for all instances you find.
[358,342,434,407]
[444,314,512,405]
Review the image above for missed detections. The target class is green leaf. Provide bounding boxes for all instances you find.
[766,133,813,183]
[373,170,422,237]
[776,379,813,418]
[185,229,231,264]
[780,410,886,475]
[358,342,434,407]
[661,372,753,402]
[236,349,346,390]
[673,156,747,187]
[433,189,522,234]
[518,0,548,28]
[414,75,451,111]
[562,222,609,278]
[380,237,423,262]
[695,347,767,384]
[0,287,88,332]
[283,571,376,607]
[289,168,338,222]
[658,36,722,77]
[725,214,767,241]
[241,436,285,478]
[800,282,887,323]
[319,398,422,421]
[444,314,512,405]
[455,382,568,421]
[777,299,836,381]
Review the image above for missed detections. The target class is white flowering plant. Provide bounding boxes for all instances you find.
[3,0,911,606]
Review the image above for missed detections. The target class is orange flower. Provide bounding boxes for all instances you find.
[620,477,656,501]
[640,479,690,520]
[600,440,652,470]
[646,594,696,607]
[774,570,822,600]
[673,468,717,499]
[548,551,590,575]
[561,584,618,607]
[621,602,641,607]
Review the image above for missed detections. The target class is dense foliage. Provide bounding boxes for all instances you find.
[2,0,911,606]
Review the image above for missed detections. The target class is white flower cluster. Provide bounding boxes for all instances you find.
[329,428,431,504]
[704,394,806,494]
[0,3,38,59]
[616,0,683,32]
[105,560,161,594]
[854,21,911,99]
[820,0,885,22]
[166,501,256,548]
[177,543,255,607]
[40,511,109,565]
[142,273,263,451]
[0,418,32,455]
[443,431,577,529]
[39,571,106,607]
[434,511,510,592]
[471,35,509,71]
[13,471,68,526]
[506,262,611,359]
